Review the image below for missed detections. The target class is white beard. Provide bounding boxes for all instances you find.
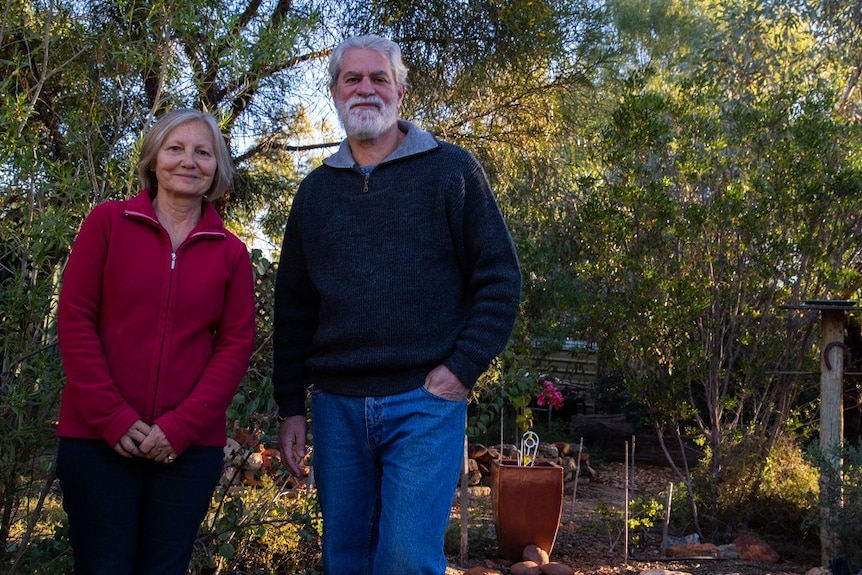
[335,95,398,140]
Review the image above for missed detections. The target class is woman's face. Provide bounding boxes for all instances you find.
[154,120,217,199]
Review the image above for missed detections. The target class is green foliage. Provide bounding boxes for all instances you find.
[678,434,819,555]
[3,0,862,570]
[443,495,498,560]
[832,447,862,569]
[468,334,539,444]
[197,475,323,575]
[594,494,665,554]
[805,444,862,568]
[572,0,862,541]
[4,517,72,575]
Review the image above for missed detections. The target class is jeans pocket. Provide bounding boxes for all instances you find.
[420,384,467,403]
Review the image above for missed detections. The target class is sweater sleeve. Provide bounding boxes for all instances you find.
[272,190,320,417]
[57,205,142,447]
[442,151,522,388]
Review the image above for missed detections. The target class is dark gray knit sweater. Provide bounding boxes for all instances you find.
[273,120,521,417]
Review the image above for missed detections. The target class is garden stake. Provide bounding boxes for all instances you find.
[624,439,629,566]
[562,437,585,548]
[460,434,469,566]
[660,481,674,556]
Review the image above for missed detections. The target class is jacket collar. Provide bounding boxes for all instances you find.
[126,189,225,235]
[323,119,440,169]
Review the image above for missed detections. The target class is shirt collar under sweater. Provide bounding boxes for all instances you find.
[323,119,440,169]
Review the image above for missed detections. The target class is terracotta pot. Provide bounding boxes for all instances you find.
[490,459,564,562]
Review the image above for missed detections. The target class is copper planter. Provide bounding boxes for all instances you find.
[490,459,564,562]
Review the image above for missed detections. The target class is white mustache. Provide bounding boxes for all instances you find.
[347,96,384,110]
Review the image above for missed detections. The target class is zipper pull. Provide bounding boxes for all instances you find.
[171,252,177,270]
[363,173,369,193]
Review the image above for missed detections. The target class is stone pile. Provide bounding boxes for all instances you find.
[664,532,780,562]
[222,428,309,489]
[466,442,598,488]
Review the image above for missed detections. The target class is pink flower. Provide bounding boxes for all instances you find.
[537,380,564,410]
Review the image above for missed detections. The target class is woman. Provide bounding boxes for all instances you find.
[56,109,255,574]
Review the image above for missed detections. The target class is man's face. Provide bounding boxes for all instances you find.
[332,47,405,140]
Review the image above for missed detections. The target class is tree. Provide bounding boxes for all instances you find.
[1,0,624,568]
[574,0,862,538]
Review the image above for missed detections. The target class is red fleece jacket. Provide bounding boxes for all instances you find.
[57,190,255,454]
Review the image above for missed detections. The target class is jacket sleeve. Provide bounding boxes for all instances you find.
[156,240,256,454]
[57,205,142,447]
[443,151,522,388]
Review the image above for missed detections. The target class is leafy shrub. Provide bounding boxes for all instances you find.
[195,474,323,575]
[593,494,665,554]
[807,444,862,570]
[676,434,819,560]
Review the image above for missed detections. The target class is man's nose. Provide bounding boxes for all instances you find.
[357,76,375,94]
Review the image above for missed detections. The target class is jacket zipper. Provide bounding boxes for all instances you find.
[123,209,226,419]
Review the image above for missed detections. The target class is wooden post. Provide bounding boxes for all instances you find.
[819,308,845,565]
[460,434,469,566]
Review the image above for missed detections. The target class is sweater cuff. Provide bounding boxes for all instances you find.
[277,393,307,419]
[445,353,487,391]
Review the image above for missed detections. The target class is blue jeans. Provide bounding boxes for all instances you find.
[311,385,467,575]
[57,438,223,575]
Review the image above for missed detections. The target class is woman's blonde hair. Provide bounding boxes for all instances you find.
[137,109,234,201]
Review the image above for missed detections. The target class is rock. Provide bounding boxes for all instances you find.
[538,442,559,458]
[665,543,720,558]
[539,563,575,575]
[468,444,490,460]
[575,451,598,481]
[245,450,263,471]
[806,568,830,575]
[640,570,693,575]
[464,567,501,575]
[224,437,243,465]
[523,544,550,565]
[510,561,541,575]
[242,468,262,487]
[259,448,281,474]
[733,533,779,563]
[665,533,700,547]
[718,543,739,559]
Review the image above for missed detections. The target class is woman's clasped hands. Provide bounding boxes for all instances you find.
[114,420,178,463]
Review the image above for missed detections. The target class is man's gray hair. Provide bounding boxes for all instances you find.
[328,34,409,89]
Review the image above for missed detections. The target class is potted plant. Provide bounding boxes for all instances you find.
[491,382,566,562]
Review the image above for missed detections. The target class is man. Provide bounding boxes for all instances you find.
[273,34,521,574]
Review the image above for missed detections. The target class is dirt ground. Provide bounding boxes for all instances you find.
[445,462,816,575]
